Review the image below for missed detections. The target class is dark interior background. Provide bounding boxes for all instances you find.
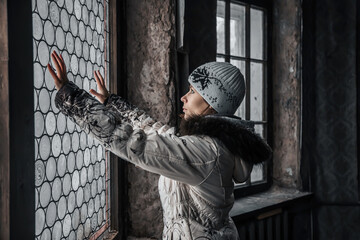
[302,0,360,239]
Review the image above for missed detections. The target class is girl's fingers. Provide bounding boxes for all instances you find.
[94,71,103,88]
[94,71,100,84]
[89,89,98,95]
[95,71,105,88]
[59,54,66,70]
[90,89,106,103]
[52,51,66,74]
[52,51,64,73]
[47,64,60,83]
[51,53,62,76]
[89,89,102,99]
[47,64,57,80]
[51,52,61,70]
[94,70,100,82]
[97,70,105,87]
[94,71,102,85]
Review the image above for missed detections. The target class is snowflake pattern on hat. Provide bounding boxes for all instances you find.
[188,62,246,115]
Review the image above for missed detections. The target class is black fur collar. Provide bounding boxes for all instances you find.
[178,114,272,164]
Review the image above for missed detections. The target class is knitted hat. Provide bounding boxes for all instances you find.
[188,62,246,115]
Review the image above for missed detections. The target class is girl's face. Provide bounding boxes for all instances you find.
[180,85,211,120]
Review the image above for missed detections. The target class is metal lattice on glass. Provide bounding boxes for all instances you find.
[33,0,110,239]
[217,0,268,185]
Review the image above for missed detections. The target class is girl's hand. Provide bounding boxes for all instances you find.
[90,70,110,104]
[47,50,69,90]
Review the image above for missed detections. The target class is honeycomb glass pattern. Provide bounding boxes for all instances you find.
[33,0,111,239]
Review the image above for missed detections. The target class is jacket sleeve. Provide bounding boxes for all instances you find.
[55,82,218,185]
[103,93,174,135]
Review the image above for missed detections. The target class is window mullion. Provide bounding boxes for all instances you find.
[225,0,230,62]
[262,10,267,140]
[245,3,252,183]
[245,4,251,120]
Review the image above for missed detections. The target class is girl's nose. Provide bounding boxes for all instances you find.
[181,94,187,103]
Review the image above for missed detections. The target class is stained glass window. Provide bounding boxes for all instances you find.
[33,0,111,239]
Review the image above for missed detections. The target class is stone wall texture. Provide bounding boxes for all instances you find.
[272,0,302,189]
[126,0,176,238]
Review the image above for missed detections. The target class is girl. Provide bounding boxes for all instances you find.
[48,51,271,239]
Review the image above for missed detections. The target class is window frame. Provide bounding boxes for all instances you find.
[216,0,273,198]
[1,0,124,239]
[109,0,128,238]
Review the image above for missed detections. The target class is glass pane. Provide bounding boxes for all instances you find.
[250,164,264,182]
[250,8,264,60]
[230,3,245,57]
[250,62,263,121]
[254,124,264,138]
[216,0,225,54]
[230,59,246,119]
[33,0,110,238]
[216,56,225,62]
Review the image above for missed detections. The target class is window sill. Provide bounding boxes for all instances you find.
[98,230,118,240]
[230,186,313,221]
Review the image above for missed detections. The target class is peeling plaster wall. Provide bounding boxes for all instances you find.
[126,0,176,238]
[272,0,302,189]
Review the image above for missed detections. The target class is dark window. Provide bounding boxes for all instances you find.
[216,0,272,197]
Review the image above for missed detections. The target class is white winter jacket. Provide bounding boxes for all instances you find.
[55,82,272,240]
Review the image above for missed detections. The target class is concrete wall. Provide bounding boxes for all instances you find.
[126,0,176,238]
[272,0,302,189]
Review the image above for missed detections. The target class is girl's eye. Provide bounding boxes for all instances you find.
[190,89,195,94]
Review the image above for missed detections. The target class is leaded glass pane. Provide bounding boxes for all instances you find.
[33,0,110,238]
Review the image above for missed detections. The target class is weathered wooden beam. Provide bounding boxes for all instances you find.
[0,0,10,239]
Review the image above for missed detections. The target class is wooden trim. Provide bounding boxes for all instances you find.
[105,231,119,240]
[109,0,128,239]
[256,208,282,220]
[0,0,10,239]
[109,0,120,234]
[90,223,109,240]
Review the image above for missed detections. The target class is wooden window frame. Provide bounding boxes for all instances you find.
[216,0,273,198]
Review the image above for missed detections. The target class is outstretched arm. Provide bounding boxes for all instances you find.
[48,51,217,185]
[48,50,173,134]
